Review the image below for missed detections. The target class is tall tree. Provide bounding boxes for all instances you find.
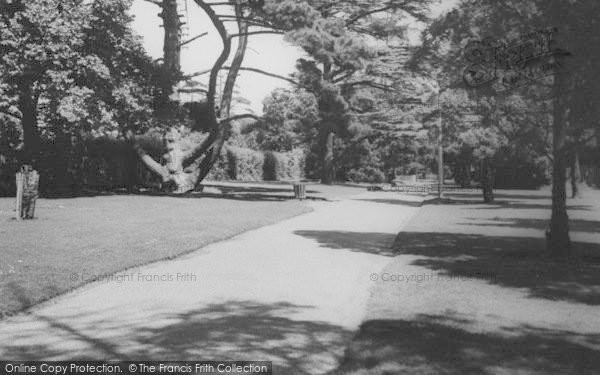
[0,0,152,163]
[267,0,434,183]
[123,0,267,193]
[416,0,600,259]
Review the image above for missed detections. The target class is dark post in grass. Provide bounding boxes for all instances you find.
[15,165,39,220]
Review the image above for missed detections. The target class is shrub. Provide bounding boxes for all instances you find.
[263,149,305,181]
[206,147,229,181]
[227,146,264,181]
[347,167,385,183]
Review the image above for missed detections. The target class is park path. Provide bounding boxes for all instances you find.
[0,191,425,374]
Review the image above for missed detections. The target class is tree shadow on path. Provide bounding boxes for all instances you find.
[294,231,398,256]
[2,301,353,375]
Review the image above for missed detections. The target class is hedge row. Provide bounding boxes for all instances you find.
[214,147,305,182]
[0,135,306,196]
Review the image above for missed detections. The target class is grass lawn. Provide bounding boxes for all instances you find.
[334,186,600,375]
[0,191,313,319]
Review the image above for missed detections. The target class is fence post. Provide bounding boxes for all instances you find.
[15,172,24,220]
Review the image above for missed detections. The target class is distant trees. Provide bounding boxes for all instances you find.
[416,0,600,259]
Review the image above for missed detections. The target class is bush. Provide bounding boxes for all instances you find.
[227,146,264,181]
[206,147,229,181]
[263,149,305,181]
[347,167,385,183]
[79,135,165,192]
[396,162,426,176]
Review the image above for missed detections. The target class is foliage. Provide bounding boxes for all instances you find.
[0,0,159,195]
[226,147,265,181]
[263,149,305,181]
[346,167,385,183]
[255,88,319,152]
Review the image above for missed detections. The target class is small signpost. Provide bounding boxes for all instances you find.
[15,165,39,220]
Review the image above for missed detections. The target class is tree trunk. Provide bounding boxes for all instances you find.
[570,148,580,198]
[482,158,495,203]
[18,84,40,164]
[160,0,181,100]
[321,127,334,184]
[194,1,248,186]
[132,0,250,192]
[548,67,571,259]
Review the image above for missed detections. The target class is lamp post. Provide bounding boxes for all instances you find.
[437,93,443,199]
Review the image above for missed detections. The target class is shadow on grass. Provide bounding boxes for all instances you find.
[3,301,352,374]
[41,185,324,202]
[294,231,398,256]
[461,217,600,233]
[134,190,301,202]
[393,232,600,305]
[471,202,593,211]
[333,314,600,375]
[354,199,423,207]
[203,184,319,195]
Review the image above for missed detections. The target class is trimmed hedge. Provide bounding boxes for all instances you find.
[227,147,265,181]
[263,149,305,181]
[0,133,307,196]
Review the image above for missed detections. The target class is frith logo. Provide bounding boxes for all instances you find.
[463,27,569,92]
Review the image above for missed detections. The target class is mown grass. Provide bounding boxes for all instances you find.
[0,193,312,319]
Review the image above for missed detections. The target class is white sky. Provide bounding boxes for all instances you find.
[129,0,456,113]
[130,0,304,113]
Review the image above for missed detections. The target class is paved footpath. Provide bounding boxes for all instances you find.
[0,191,425,374]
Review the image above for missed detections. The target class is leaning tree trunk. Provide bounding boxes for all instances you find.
[131,0,250,193]
[548,66,571,259]
[194,0,249,186]
[481,158,495,203]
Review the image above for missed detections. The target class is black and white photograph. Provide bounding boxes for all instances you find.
[0,0,599,374]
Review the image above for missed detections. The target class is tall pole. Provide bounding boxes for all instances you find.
[437,93,444,198]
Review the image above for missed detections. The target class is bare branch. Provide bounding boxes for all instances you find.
[178,32,208,47]
[186,66,297,85]
[231,30,285,37]
[227,67,297,85]
[185,68,212,79]
[220,114,260,123]
[216,14,280,29]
